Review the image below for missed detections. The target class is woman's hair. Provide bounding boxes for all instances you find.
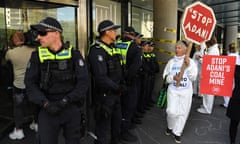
[176,40,188,49]
[11,31,25,46]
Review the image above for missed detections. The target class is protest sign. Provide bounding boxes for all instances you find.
[200,55,236,96]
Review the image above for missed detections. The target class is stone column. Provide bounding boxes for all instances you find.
[224,25,238,53]
[152,0,178,99]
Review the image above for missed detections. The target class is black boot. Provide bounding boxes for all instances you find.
[120,131,138,142]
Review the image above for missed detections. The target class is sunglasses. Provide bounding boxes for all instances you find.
[37,30,56,36]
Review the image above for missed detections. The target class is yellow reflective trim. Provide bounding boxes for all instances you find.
[115,41,131,65]
[99,43,114,56]
[164,27,177,33]
[156,48,175,56]
[38,46,72,63]
[154,38,176,44]
[158,61,168,65]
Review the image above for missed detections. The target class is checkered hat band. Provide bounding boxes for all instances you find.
[40,22,62,32]
[100,25,116,32]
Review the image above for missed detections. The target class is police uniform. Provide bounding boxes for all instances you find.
[147,47,159,105]
[25,17,89,144]
[142,51,153,108]
[115,27,142,141]
[88,20,123,144]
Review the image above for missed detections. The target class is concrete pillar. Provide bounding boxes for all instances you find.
[152,0,178,99]
[223,3,238,54]
[224,25,238,53]
[78,0,88,56]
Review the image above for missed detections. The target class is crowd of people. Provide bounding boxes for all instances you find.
[1,17,239,144]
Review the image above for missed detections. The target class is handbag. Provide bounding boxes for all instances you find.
[157,76,168,109]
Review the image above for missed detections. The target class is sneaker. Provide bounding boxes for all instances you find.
[197,108,211,114]
[29,122,38,132]
[174,135,181,143]
[9,128,25,140]
[120,131,137,142]
[165,128,172,136]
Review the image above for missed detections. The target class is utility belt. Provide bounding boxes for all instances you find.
[47,96,84,108]
[13,86,26,94]
[97,90,117,97]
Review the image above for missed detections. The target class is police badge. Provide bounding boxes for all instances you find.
[97,55,103,62]
[79,59,84,66]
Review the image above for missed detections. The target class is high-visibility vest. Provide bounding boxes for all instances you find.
[115,40,131,65]
[38,45,73,63]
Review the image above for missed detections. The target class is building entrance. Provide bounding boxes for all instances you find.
[0,0,78,138]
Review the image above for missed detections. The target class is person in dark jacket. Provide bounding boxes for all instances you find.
[115,26,142,142]
[226,62,240,144]
[88,20,124,144]
[24,17,89,144]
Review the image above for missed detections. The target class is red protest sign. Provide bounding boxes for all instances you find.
[182,1,216,45]
[200,55,236,96]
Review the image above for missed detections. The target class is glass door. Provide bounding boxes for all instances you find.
[0,0,78,136]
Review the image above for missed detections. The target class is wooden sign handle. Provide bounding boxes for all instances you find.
[176,42,193,87]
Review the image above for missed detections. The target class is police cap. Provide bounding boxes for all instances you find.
[31,17,63,33]
[98,20,121,33]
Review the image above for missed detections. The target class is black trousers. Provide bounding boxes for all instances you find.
[38,105,81,144]
[95,94,122,144]
[229,119,239,143]
[121,79,138,133]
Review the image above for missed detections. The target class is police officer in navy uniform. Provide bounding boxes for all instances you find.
[88,20,124,144]
[24,17,89,144]
[115,27,142,142]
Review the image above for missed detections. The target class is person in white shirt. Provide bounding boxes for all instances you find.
[163,40,198,143]
[192,44,203,97]
[197,35,220,114]
[221,43,238,108]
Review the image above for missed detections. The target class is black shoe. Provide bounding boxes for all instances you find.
[121,131,138,142]
[132,118,142,124]
[165,128,172,136]
[144,106,151,110]
[138,109,146,114]
[129,123,137,129]
[150,99,155,104]
[147,103,154,107]
[135,112,144,118]
[173,134,181,143]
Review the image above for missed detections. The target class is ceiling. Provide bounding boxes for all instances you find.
[178,0,240,28]
[0,0,78,9]
[132,0,240,29]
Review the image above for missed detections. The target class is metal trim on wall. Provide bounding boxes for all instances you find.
[77,0,88,56]
[33,0,78,6]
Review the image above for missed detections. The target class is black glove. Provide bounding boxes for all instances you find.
[117,84,127,95]
[44,101,62,115]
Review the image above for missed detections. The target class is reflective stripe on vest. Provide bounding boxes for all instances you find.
[94,41,119,56]
[150,52,156,57]
[115,40,131,64]
[143,53,151,58]
[38,46,73,63]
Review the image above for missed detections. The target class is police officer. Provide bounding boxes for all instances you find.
[144,41,159,107]
[24,17,89,144]
[115,27,142,142]
[88,20,124,144]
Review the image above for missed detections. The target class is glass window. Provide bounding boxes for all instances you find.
[92,0,121,37]
[0,8,7,51]
[5,6,77,48]
[132,7,153,38]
